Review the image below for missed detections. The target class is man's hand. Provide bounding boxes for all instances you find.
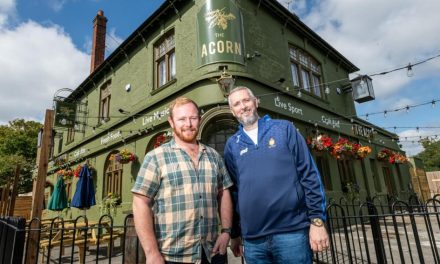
[146,250,165,264]
[213,233,230,255]
[309,225,329,253]
[230,237,243,257]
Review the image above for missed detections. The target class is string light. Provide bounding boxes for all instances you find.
[324,86,330,94]
[406,63,414,77]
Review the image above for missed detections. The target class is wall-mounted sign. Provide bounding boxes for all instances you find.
[321,115,340,129]
[273,96,304,116]
[197,0,245,66]
[352,124,375,139]
[100,131,121,145]
[54,101,76,128]
[142,107,170,126]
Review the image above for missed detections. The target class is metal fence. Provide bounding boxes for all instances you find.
[315,194,440,264]
[1,195,440,263]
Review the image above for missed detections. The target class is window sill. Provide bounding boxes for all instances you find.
[151,78,177,95]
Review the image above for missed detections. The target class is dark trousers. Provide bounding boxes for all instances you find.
[165,250,227,264]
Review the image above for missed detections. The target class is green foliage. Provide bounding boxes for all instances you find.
[416,140,440,171]
[0,119,42,193]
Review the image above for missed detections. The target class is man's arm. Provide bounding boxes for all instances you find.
[132,193,164,264]
[213,188,233,255]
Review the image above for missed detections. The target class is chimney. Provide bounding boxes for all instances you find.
[90,10,107,73]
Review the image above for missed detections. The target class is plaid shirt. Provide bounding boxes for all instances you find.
[131,139,233,263]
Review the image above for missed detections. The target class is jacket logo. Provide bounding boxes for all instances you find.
[240,148,248,156]
[268,138,276,148]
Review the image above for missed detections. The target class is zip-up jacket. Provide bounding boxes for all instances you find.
[224,115,326,239]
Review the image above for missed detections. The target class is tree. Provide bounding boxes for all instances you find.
[416,140,440,172]
[0,119,42,193]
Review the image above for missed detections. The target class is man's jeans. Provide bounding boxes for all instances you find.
[243,229,312,264]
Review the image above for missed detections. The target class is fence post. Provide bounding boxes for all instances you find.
[0,216,26,264]
[367,202,387,263]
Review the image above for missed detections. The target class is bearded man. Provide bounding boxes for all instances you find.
[132,97,233,264]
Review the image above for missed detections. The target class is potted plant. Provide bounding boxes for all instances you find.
[330,138,356,160]
[355,146,372,160]
[377,148,395,164]
[100,192,121,216]
[307,134,333,152]
[111,149,136,164]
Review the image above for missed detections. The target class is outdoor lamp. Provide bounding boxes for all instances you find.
[217,69,235,97]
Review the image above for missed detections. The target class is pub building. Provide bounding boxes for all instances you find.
[45,0,411,222]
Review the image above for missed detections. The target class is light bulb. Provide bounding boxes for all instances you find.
[406,106,410,113]
[407,63,414,77]
[297,90,302,97]
[324,86,330,94]
[432,100,436,108]
[366,114,369,121]
[384,111,387,118]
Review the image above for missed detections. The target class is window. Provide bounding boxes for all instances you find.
[315,155,332,190]
[155,30,175,88]
[99,81,111,123]
[103,152,123,198]
[201,115,238,157]
[66,127,75,144]
[289,46,324,97]
[337,159,356,187]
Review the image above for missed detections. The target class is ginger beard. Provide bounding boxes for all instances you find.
[173,124,198,143]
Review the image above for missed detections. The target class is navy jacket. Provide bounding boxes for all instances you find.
[224,115,326,239]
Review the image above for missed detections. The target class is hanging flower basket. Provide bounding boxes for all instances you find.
[154,132,172,148]
[74,165,82,178]
[307,134,333,152]
[377,148,395,164]
[111,149,136,164]
[355,146,372,160]
[330,138,356,160]
[394,152,408,164]
[57,169,74,181]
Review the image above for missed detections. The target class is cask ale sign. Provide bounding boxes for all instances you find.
[197,0,245,66]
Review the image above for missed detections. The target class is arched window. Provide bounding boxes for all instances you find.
[200,114,238,157]
[145,132,173,154]
[103,151,123,198]
[289,46,323,98]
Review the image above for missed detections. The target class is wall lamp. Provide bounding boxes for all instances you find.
[216,69,235,97]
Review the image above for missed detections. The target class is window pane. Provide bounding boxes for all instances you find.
[169,52,176,80]
[290,63,300,87]
[289,47,297,59]
[299,52,308,67]
[158,59,166,86]
[301,70,311,92]
[312,75,321,97]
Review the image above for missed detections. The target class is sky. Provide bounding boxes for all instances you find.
[0,0,439,156]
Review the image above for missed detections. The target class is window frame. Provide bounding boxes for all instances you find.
[103,152,123,199]
[66,127,75,145]
[99,81,111,124]
[289,45,324,98]
[154,30,175,89]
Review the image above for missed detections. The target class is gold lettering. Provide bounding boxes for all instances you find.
[226,41,233,53]
[217,41,224,53]
[209,42,216,54]
[234,42,241,55]
[201,44,208,58]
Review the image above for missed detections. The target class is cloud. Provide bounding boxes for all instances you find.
[47,0,68,12]
[398,129,438,157]
[0,20,89,123]
[287,0,440,98]
[0,0,16,27]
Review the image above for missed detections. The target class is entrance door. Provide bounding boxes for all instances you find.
[200,111,238,156]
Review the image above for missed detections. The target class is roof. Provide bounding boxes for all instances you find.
[69,0,359,100]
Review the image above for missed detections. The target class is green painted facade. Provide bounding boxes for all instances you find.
[46,0,412,223]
